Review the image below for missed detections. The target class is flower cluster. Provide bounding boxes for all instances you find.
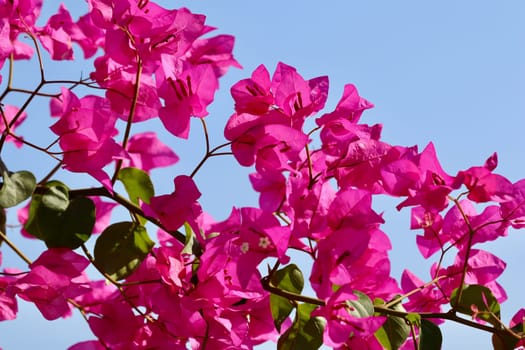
[0,0,523,349]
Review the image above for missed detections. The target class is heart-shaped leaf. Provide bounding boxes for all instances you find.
[94,221,154,280]
[24,181,95,249]
[278,303,325,350]
[0,170,36,208]
[271,264,305,330]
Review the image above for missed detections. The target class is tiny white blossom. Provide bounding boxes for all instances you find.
[259,236,270,249]
[240,242,250,253]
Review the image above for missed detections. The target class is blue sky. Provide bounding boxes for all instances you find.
[1,1,525,348]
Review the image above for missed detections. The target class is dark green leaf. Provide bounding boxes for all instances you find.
[45,197,95,248]
[40,181,69,211]
[94,222,154,280]
[345,290,375,318]
[117,167,154,205]
[24,182,94,249]
[271,294,295,332]
[379,303,410,350]
[271,264,304,293]
[278,303,325,350]
[0,170,36,208]
[270,264,304,330]
[419,319,442,350]
[450,284,500,326]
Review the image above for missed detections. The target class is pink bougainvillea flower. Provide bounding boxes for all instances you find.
[311,224,400,301]
[0,270,19,321]
[431,249,507,303]
[87,1,207,67]
[38,4,77,60]
[327,187,384,230]
[16,202,34,239]
[228,121,309,168]
[125,132,179,172]
[249,169,287,212]
[500,179,525,228]
[89,197,117,234]
[334,138,394,193]
[410,207,444,258]
[231,64,273,115]
[319,119,383,159]
[145,175,202,231]
[226,63,327,169]
[93,62,162,122]
[50,88,124,187]
[396,143,456,212]
[87,300,144,348]
[456,153,513,203]
[270,62,329,129]
[197,234,267,302]
[186,34,242,78]
[312,285,385,348]
[510,308,525,328]
[158,62,219,138]
[13,249,90,320]
[0,104,27,147]
[401,269,446,320]
[441,200,509,252]
[0,0,43,70]
[310,226,372,298]
[316,83,374,126]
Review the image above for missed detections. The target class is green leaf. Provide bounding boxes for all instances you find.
[24,181,95,248]
[278,303,325,350]
[0,170,36,208]
[377,303,410,350]
[419,319,442,350]
[450,284,501,326]
[375,326,393,350]
[182,222,201,257]
[345,290,375,318]
[45,197,95,248]
[40,181,69,211]
[117,167,154,205]
[270,264,305,330]
[406,313,421,327]
[271,294,295,332]
[94,221,154,280]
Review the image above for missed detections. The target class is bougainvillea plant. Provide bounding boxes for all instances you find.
[0,1,524,349]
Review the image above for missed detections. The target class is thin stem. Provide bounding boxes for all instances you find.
[64,186,186,243]
[385,274,448,309]
[0,230,32,266]
[374,306,500,335]
[38,161,63,185]
[450,197,476,307]
[304,144,315,188]
[190,119,232,178]
[111,58,143,184]
[201,118,211,156]
[261,275,325,306]
[27,32,45,81]
[409,321,418,350]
